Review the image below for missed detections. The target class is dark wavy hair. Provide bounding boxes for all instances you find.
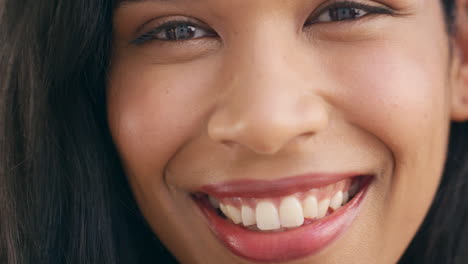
[0,0,465,263]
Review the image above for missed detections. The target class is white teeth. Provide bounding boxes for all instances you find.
[279,196,304,228]
[220,203,229,218]
[209,196,220,209]
[330,191,343,210]
[317,199,330,218]
[226,205,242,224]
[256,201,281,230]
[303,196,318,219]
[215,180,356,230]
[342,191,349,205]
[241,206,256,226]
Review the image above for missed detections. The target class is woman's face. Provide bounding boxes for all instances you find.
[108,0,459,263]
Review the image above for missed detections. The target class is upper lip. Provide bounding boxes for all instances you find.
[199,172,368,199]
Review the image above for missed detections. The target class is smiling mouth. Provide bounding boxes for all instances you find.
[192,174,372,262]
[203,177,361,231]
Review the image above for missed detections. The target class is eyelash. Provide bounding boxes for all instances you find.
[132,20,217,45]
[307,1,394,24]
[132,1,394,45]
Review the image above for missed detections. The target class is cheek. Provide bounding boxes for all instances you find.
[342,44,449,192]
[319,5,451,165]
[106,58,219,188]
[339,46,449,154]
[324,35,451,258]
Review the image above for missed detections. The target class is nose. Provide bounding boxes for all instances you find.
[207,33,329,155]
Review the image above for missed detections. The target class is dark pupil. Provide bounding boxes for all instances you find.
[165,25,196,40]
[329,7,361,21]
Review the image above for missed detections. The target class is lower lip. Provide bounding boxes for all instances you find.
[195,179,371,263]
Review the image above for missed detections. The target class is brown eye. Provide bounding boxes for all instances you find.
[308,1,394,24]
[318,7,366,22]
[162,24,196,40]
[155,23,207,41]
[133,21,217,44]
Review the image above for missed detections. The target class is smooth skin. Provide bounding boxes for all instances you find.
[108,0,468,263]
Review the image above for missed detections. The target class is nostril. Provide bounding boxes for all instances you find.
[301,131,316,138]
[207,95,329,155]
[220,140,237,148]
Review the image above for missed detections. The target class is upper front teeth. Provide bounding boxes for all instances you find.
[226,205,242,224]
[303,196,318,218]
[210,180,358,231]
[241,206,256,226]
[256,201,281,230]
[279,196,304,228]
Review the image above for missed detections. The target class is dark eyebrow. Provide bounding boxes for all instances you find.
[117,0,180,8]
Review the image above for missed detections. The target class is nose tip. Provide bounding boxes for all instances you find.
[207,98,329,155]
[207,26,330,155]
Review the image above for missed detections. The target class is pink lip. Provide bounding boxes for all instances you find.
[195,176,372,262]
[201,173,367,198]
